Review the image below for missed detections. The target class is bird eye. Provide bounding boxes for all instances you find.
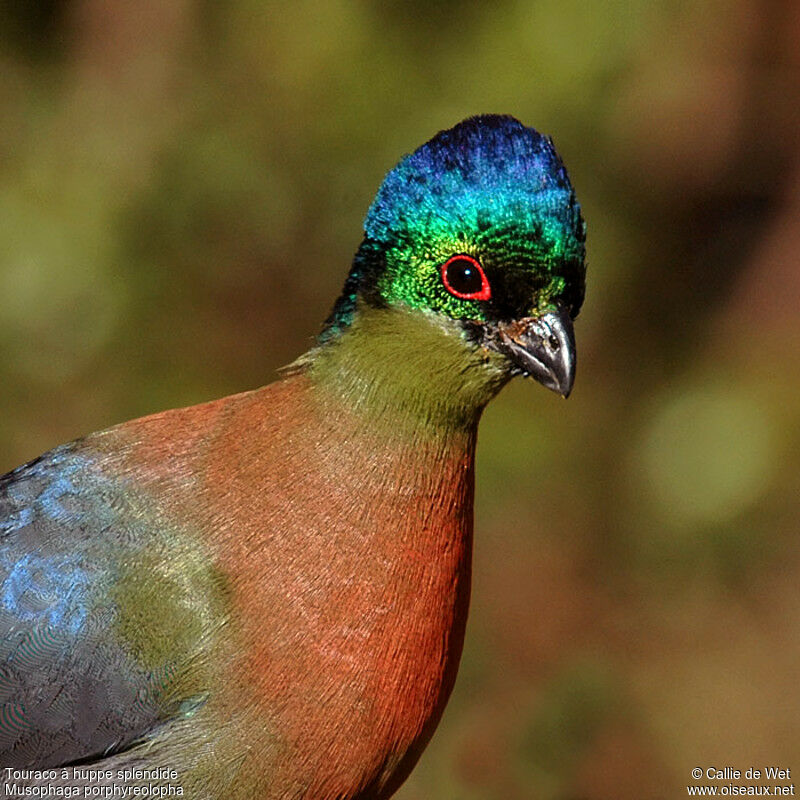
[441,255,491,301]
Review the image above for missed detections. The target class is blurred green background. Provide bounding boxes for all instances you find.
[1,1,799,798]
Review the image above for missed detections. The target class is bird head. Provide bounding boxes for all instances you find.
[320,115,586,398]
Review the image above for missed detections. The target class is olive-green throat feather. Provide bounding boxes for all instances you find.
[306,304,509,436]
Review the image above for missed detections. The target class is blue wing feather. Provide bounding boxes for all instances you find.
[0,443,179,766]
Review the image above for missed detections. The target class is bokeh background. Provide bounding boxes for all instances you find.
[1,2,799,798]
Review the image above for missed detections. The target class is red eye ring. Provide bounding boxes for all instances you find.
[441,254,492,301]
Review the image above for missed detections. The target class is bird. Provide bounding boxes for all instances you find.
[0,115,585,799]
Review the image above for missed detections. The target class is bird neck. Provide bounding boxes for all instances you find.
[303,304,509,438]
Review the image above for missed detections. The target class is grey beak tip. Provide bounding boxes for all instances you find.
[490,304,577,397]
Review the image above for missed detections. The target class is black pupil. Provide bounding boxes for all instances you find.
[447,259,483,295]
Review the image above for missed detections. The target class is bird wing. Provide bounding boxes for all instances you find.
[0,441,213,767]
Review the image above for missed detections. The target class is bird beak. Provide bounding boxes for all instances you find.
[488,303,576,397]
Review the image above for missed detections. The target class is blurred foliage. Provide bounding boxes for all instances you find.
[1,1,799,798]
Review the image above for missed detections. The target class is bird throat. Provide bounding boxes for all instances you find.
[306,304,509,439]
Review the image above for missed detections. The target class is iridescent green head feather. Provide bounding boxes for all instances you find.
[323,114,585,337]
[310,115,586,408]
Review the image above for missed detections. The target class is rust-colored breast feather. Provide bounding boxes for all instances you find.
[112,373,476,798]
